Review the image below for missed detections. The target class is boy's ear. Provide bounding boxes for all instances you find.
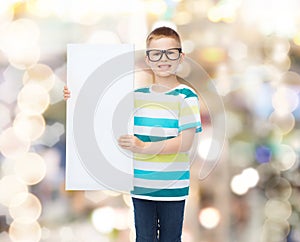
[145,55,151,67]
[179,52,185,64]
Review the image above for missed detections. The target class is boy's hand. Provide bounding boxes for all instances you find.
[63,86,71,100]
[118,135,145,153]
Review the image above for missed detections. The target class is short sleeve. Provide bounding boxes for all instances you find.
[178,92,202,133]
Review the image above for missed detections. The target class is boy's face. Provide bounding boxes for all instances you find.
[146,37,184,78]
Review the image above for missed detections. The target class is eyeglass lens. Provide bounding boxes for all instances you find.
[147,48,181,61]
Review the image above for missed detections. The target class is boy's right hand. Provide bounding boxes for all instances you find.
[63,86,71,100]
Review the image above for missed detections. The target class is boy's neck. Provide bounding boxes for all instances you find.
[153,74,180,89]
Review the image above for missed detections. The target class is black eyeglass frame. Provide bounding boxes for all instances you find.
[146,48,182,62]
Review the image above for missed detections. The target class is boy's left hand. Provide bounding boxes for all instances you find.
[118,135,145,153]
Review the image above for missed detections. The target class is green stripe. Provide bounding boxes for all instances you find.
[134,169,189,180]
[132,186,189,197]
[134,153,188,162]
[181,105,199,116]
[134,99,179,110]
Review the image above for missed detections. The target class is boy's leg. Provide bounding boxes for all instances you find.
[132,198,159,242]
[157,200,185,242]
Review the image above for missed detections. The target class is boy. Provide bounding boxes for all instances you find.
[118,26,201,242]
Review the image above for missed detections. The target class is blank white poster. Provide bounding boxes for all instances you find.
[66,44,134,192]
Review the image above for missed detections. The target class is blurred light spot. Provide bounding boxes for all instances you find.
[8,46,40,70]
[13,113,45,141]
[226,112,243,138]
[102,190,121,197]
[1,158,16,176]
[151,21,177,31]
[87,30,121,44]
[280,71,300,86]
[271,144,297,171]
[48,74,65,104]
[91,207,115,234]
[177,61,191,78]
[229,141,254,167]
[146,0,167,15]
[265,177,292,200]
[84,191,107,204]
[255,145,272,163]
[26,0,53,18]
[59,226,74,241]
[0,103,11,131]
[207,6,222,23]
[174,11,192,25]
[17,83,50,115]
[261,219,290,241]
[114,208,130,230]
[0,127,30,158]
[122,194,133,208]
[14,152,46,185]
[198,207,220,229]
[42,148,61,183]
[198,47,226,63]
[1,18,40,69]
[230,174,248,195]
[9,193,42,222]
[242,168,259,188]
[9,219,41,242]
[0,2,14,26]
[265,199,292,221]
[23,64,55,91]
[228,42,247,61]
[293,32,300,45]
[0,175,28,207]
[197,138,221,161]
[0,66,23,104]
[269,111,295,135]
[215,64,232,96]
[34,122,64,147]
[272,87,298,115]
[182,40,195,54]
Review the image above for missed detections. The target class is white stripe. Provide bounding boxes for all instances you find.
[134,108,178,119]
[179,114,200,125]
[181,97,199,107]
[135,92,179,102]
[131,194,187,201]
[134,160,189,171]
[134,126,178,137]
[133,178,190,189]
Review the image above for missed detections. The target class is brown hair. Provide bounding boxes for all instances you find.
[146,26,181,48]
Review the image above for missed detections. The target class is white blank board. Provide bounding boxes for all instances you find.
[66,44,134,192]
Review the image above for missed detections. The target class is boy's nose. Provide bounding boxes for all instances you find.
[160,52,168,61]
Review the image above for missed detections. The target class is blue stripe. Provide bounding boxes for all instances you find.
[196,126,202,133]
[132,186,189,197]
[135,134,175,142]
[134,169,189,180]
[134,87,150,93]
[179,121,201,132]
[166,88,198,99]
[134,117,178,128]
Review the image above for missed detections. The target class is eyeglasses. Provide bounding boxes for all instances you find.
[146,48,182,62]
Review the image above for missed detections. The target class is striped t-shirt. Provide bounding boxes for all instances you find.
[131,84,202,201]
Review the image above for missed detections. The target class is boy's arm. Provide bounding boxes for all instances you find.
[118,128,196,154]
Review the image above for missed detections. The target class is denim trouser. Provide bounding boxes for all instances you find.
[132,198,185,242]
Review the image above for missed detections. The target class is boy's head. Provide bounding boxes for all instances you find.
[146,26,181,48]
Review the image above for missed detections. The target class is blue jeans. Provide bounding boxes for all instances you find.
[132,198,185,242]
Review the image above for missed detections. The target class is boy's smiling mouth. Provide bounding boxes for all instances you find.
[158,64,172,70]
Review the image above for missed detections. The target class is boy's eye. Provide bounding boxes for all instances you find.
[153,52,161,56]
